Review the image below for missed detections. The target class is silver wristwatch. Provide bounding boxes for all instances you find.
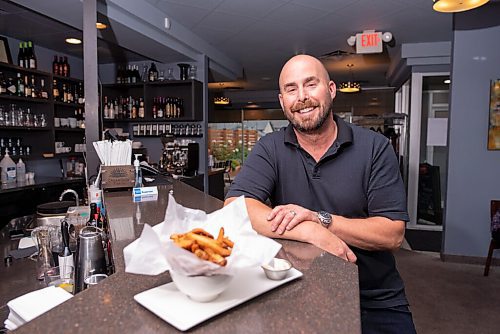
[317,211,332,228]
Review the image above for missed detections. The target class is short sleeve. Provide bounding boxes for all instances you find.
[367,138,409,222]
[225,138,276,202]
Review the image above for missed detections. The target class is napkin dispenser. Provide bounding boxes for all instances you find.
[100,165,135,190]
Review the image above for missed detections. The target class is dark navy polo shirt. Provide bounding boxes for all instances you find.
[227,114,409,309]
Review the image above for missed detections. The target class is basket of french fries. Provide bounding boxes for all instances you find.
[123,194,282,302]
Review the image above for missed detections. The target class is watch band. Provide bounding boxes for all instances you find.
[317,211,332,228]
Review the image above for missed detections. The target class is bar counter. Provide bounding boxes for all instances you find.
[13,180,361,333]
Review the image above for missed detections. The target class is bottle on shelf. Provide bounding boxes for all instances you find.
[138,98,145,118]
[40,79,48,99]
[63,56,70,77]
[16,73,24,97]
[52,55,59,75]
[148,62,158,82]
[16,158,25,183]
[30,76,37,98]
[53,79,60,101]
[77,82,84,104]
[0,149,16,184]
[24,75,31,97]
[17,42,25,68]
[28,41,37,69]
[6,77,16,96]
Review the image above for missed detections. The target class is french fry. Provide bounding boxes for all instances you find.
[170,227,234,266]
[186,232,232,257]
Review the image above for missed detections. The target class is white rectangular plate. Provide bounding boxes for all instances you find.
[134,267,303,331]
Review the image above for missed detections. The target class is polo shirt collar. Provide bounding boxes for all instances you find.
[284,113,353,148]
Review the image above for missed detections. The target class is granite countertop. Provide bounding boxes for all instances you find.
[13,180,361,333]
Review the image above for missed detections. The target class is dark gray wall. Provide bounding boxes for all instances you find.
[444,4,500,257]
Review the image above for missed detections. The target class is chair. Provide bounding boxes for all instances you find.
[484,200,500,276]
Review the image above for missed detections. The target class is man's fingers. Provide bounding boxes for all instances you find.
[270,210,287,232]
[347,249,357,263]
[286,216,301,231]
[277,211,296,234]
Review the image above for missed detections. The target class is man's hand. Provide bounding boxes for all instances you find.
[267,204,317,234]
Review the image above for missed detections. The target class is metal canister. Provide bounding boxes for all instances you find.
[74,226,107,293]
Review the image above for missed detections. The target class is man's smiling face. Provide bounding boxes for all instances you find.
[278,55,336,133]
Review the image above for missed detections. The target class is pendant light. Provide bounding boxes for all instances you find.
[433,0,489,13]
[339,64,360,93]
[213,83,230,105]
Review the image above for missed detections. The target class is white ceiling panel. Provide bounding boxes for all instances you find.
[216,0,289,18]
[195,10,255,32]
[263,2,329,24]
[156,0,224,10]
[154,1,211,29]
[290,0,357,12]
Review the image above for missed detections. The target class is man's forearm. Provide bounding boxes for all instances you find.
[225,197,316,243]
[329,215,405,251]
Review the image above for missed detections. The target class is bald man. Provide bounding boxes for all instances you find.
[225,55,416,334]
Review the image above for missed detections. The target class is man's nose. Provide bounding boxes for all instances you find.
[297,86,308,102]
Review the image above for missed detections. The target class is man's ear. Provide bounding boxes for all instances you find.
[329,81,336,100]
[278,93,284,111]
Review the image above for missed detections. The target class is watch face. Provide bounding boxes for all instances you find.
[318,211,331,227]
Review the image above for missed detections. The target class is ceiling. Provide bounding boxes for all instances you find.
[1,0,455,91]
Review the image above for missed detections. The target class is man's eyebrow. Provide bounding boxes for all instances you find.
[303,76,319,83]
[283,82,297,89]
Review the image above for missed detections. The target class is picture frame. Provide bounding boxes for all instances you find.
[0,36,13,64]
[487,79,500,150]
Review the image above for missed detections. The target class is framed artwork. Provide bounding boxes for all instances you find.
[0,36,12,64]
[488,79,500,150]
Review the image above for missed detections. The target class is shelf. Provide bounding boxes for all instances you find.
[54,127,85,132]
[0,94,51,103]
[103,118,194,123]
[54,152,84,157]
[54,101,84,108]
[134,134,203,138]
[0,126,51,131]
[0,61,51,77]
[53,74,83,83]
[102,83,144,88]
[145,79,198,86]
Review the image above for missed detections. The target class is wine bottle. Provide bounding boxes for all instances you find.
[24,75,31,97]
[40,79,48,99]
[0,72,6,95]
[52,55,59,75]
[138,98,145,118]
[31,76,37,98]
[22,42,29,68]
[87,203,98,227]
[53,79,60,101]
[16,73,24,97]
[148,62,158,82]
[28,41,37,69]
[17,42,24,68]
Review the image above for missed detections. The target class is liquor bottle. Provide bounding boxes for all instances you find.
[24,75,31,97]
[40,79,48,99]
[16,73,24,97]
[53,79,59,101]
[138,98,145,118]
[0,72,6,95]
[78,82,84,104]
[152,97,157,119]
[148,62,158,82]
[87,203,98,227]
[63,56,69,77]
[30,76,37,98]
[67,84,73,103]
[22,42,29,68]
[28,41,37,69]
[62,83,68,103]
[158,97,164,118]
[17,42,25,68]
[52,55,59,75]
[103,96,109,118]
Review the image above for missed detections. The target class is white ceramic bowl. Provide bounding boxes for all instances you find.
[261,258,292,280]
[169,270,233,302]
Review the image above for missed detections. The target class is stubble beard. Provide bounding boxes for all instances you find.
[285,98,333,133]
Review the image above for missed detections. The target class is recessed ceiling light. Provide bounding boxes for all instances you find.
[65,38,82,45]
[444,79,451,84]
[96,22,107,29]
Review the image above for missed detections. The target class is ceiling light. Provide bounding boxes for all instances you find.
[65,38,82,44]
[96,22,107,29]
[444,79,451,84]
[339,64,360,93]
[214,96,230,105]
[433,0,489,13]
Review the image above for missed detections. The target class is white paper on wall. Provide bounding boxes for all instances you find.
[427,118,448,146]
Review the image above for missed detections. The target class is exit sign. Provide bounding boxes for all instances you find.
[356,31,383,54]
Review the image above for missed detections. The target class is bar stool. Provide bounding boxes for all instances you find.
[483,200,500,276]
